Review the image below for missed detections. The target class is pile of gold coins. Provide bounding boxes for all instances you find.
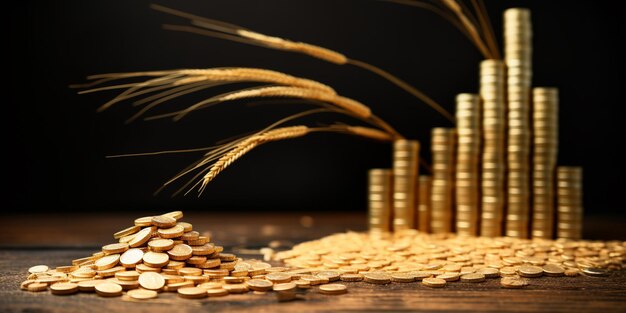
[20,211,349,300]
[368,8,583,240]
[275,230,624,289]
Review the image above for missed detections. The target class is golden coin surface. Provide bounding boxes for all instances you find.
[340,274,364,282]
[246,279,273,291]
[115,270,140,281]
[273,282,297,292]
[167,244,193,260]
[518,265,543,278]
[128,227,153,248]
[95,282,123,297]
[191,243,215,256]
[391,273,416,283]
[152,215,177,228]
[77,279,106,292]
[197,282,224,290]
[266,272,292,283]
[319,283,347,295]
[148,239,175,252]
[223,276,245,284]
[165,281,194,292]
[138,272,165,290]
[143,252,170,268]
[542,264,565,277]
[127,288,158,300]
[113,225,140,239]
[206,288,229,297]
[27,282,49,292]
[363,272,391,284]
[20,280,36,290]
[582,267,609,277]
[178,267,203,276]
[178,286,208,299]
[437,273,461,282]
[422,277,446,288]
[102,243,129,254]
[134,216,153,227]
[135,263,161,273]
[94,254,120,270]
[222,283,249,293]
[28,265,49,274]
[157,225,185,239]
[501,277,529,289]
[293,279,312,288]
[316,271,340,282]
[107,278,139,290]
[461,273,486,282]
[477,267,500,278]
[120,249,144,268]
[181,231,200,241]
[564,268,580,277]
[177,222,193,232]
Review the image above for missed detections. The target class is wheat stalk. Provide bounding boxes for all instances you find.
[152,4,453,122]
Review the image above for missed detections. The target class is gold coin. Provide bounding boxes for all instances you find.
[128,227,153,248]
[340,273,364,282]
[436,273,461,282]
[477,267,500,278]
[107,278,139,290]
[127,288,158,300]
[222,283,249,293]
[27,282,49,292]
[542,264,565,277]
[56,265,78,273]
[167,244,193,261]
[102,243,129,254]
[411,272,433,281]
[224,276,246,284]
[582,267,609,277]
[178,286,208,299]
[113,225,140,239]
[197,282,223,290]
[293,279,312,288]
[178,267,203,276]
[177,222,193,232]
[273,282,297,292]
[206,288,229,297]
[28,265,49,274]
[191,243,215,256]
[183,276,210,285]
[157,225,185,239]
[119,248,144,268]
[164,281,194,292]
[162,211,184,220]
[152,215,177,228]
[564,268,580,277]
[422,277,446,288]
[363,272,391,284]
[134,216,153,227]
[187,236,208,246]
[138,272,165,290]
[319,283,347,295]
[148,239,175,252]
[500,277,529,289]
[196,258,221,269]
[186,256,207,265]
[94,254,120,270]
[20,280,36,290]
[77,279,106,292]
[460,273,486,282]
[316,271,340,282]
[391,273,415,283]
[115,270,140,281]
[518,265,543,278]
[143,252,169,268]
[246,279,274,291]
[181,231,200,241]
[265,272,292,283]
[49,282,78,295]
[95,282,123,297]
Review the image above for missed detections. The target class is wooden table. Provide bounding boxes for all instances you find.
[2,212,625,313]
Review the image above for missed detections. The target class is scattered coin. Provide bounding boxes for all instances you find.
[422,277,446,288]
[178,287,208,299]
[95,282,123,297]
[127,289,158,300]
[319,283,347,295]
[501,277,529,289]
[138,272,165,290]
[50,282,79,295]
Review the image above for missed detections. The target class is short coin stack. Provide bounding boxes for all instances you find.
[430,128,456,233]
[455,94,481,236]
[392,140,420,231]
[504,8,533,238]
[417,175,432,233]
[479,59,506,237]
[556,167,584,240]
[20,211,349,301]
[368,169,393,236]
[532,87,559,239]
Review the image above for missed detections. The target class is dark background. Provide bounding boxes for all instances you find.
[3,1,624,214]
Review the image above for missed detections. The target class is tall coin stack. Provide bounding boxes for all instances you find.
[504,8,533,238]
[418,175,432,233]
[531,87,559,239]
[455,94,481,236]
[479,59,506,237]
[368,169,393,237]
[430,128,456,234]
[392,140,419,231]
[556,167,583,240]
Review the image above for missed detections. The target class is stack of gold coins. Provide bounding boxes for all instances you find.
[531,87,559,239]
[504,8,532,238]
[556,167,583,240]
[430,128,456,234]
[368,169,393,237]
[455,94,481,236]
[417,175,432,233]
[392,140,419,231]
[479,59,506,237]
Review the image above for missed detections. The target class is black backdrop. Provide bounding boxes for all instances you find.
[3,1,624,214]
